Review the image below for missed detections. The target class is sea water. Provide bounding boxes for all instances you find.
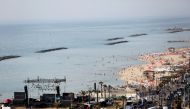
[0,18,190,99]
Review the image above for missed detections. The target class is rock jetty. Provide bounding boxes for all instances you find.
[167,40,188,43]
[0,55,20,61]
[166,27,190,33]
[35,47,68,53]
[105,40,128,45]
[106,37,124,41]
[128,33,147,37]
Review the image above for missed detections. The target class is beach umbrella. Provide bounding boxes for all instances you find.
[3,98,12,103]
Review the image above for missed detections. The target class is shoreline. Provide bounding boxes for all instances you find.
[119,47,190,90]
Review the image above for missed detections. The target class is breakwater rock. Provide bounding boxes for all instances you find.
[128,33,147,37]
[166,27,190,33]
[0,55,21,61]
[105,40,129,45]
[36,47,68,53]
[106,37,124,41]
[167,40,189,43]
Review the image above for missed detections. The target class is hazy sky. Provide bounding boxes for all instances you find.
[0,0,190,23]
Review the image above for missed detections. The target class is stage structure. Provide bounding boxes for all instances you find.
[24,76,66,93]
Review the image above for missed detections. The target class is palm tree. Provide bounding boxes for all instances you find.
[99,81,103,98]
[121,96,126,109]
[88,90,92,104]
[103,84,107,99]
[80,90,86,103]
[108,85,111,98]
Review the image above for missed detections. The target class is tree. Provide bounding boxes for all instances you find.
[99,81,103,98]
[121,96,126,109]
[103,84,107,99]
[108,85,111,98]
[80,90,86,103]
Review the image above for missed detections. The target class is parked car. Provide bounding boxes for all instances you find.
[1,104,11,109]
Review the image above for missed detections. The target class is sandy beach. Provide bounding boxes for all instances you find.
[119,47,190,89]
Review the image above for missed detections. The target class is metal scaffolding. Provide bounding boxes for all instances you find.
[24,76,66,91]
